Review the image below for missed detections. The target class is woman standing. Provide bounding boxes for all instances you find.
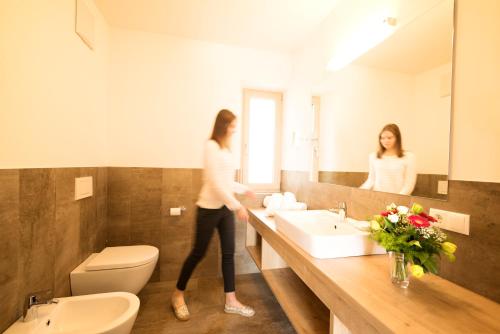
[171,109,255,321]
[360,123,416,195]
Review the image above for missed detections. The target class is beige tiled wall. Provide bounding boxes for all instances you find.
[0,168,107,333]
[282,170,500,303]
[0,170,20,333]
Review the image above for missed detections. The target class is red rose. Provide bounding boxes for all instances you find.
[408,215,431,228]
[381,211,391,217]
[419,212,437,223]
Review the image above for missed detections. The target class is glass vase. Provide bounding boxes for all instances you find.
[389,251,410,288]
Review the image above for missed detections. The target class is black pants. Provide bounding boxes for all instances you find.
[176,206,236,293]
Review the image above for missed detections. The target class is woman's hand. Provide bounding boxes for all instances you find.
[245,190,256,200]
[236,207,249,222]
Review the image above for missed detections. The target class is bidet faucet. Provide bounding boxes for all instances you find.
[23,290,59,322]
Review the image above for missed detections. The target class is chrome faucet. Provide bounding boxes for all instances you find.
[23,290,58,322]
[328,201,347,223]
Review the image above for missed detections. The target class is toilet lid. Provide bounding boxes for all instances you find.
[86,245,159,271]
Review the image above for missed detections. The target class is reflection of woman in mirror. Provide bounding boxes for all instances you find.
[360,124,416,195]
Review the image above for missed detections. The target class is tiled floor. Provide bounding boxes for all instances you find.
[132,273,296,334]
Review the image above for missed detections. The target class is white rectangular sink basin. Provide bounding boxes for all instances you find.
[274,210,386,259]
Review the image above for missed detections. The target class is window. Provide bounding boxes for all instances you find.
[242,89,282,191]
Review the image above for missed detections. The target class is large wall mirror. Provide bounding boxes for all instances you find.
[313,0,454,200]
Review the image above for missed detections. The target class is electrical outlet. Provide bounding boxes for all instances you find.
[429,208,470,235]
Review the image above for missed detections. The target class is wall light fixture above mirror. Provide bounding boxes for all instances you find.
[327,16,398,71]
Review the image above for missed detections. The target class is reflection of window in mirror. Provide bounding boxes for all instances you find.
[310,96,320,182]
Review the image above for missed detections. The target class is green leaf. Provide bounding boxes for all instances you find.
[422,256,439,274]
[418,253,429,264]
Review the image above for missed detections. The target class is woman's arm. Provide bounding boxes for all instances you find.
[399,153,417,195]
[232,181,249,195]
[360,154,375,190]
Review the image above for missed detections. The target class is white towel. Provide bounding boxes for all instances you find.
[263,193,283,208]
[262,192,307,216]
[264,202,307,217]
[293,202,307,210]
[283,192,296,204]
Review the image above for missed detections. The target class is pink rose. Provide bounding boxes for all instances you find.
[408,215,430,228]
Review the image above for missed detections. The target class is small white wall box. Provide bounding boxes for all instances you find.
[437,180,448,195]
[75,0,95,50]
[429,208,470,235]
[75,176,93,200]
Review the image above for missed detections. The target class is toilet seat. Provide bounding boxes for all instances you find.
[86,245,159,271]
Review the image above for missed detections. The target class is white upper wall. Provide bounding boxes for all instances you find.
[107,28,292,168]
[450,0,500,182]
[0,0,109,168]
[412,63,452,174]
[2,0,499,183]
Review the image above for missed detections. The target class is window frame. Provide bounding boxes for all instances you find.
[241,88,283,192]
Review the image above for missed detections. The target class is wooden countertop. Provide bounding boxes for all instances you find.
[249,209,500,334]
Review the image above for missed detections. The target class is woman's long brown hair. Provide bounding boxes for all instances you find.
[377,123,404,158]
[210,109,236,148]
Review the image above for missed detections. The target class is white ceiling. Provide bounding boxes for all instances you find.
[94,0,339,52]
[354,0,454,74]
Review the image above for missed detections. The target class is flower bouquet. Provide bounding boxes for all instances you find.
[370,203,457,288]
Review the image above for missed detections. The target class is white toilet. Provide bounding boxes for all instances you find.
[70,245,159,296]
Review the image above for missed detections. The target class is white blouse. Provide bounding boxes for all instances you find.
[360,152,417,195]
[196,140,248,210]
